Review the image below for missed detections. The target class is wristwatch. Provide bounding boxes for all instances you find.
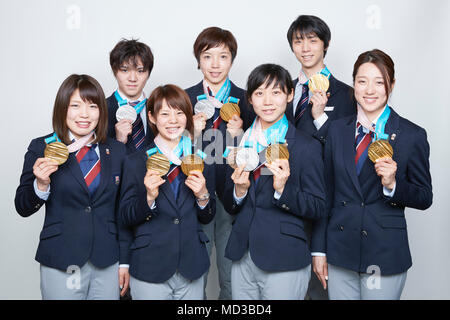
[196,192,210,201]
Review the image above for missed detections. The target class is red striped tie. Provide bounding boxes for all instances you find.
[355,123,374,175]
[76,145,101,195]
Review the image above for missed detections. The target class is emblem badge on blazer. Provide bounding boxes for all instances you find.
[106,148,110,155]
[115,176,120,185]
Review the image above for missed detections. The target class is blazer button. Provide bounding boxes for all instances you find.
[85,206,91,213]
[341,201,347,206]
[282,204,287,209]
[173,218,180,225]
[362,230,368,237]
[391,202,397,206]
[360,202,365,207]
[339,225,344,231]
[146,215,152,221]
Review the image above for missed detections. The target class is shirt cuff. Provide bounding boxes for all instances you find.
[33,179,50,201]
[233,186,247,205]
[313,113,328,130]
[311,252,326,257]
[149,200,156,210]
[383,183,396,197]
[274,190,282,200]
[119,264,129,269]
[197,199,209,209]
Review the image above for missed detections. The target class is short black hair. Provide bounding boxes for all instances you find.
[110,38,154,75]
[246,64,293,104]
[287,15,331,57]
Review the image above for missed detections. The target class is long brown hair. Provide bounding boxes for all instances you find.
[353,49,395,102]
[146,84,194,138]
[52,74,108,145]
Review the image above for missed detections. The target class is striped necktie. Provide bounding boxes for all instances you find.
[76,145,101,196]
[167,164,181,199]
[130,100,145,150]
[295,84,309,123]
[207,87,222,129]
[355,123,374,175]
[253,163,265,184]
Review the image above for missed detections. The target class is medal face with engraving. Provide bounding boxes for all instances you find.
[308,74,330,92]
[146,153,170,176]
[265,144,289,164]
[116,105,138,122]
[194,100,215,120]
[368,139,394,163]
[181,154,204,176]
[226,147,240,169]
[220,103,240,122]
[44,142,69,165]
[235,148,259,172]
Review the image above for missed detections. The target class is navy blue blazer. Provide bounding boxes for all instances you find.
[15,134,132,271]
[106,93,155,154]
[311,109,432,275]
[222,124,326,272]
[286,74,356,144]
[185,80,255,199]
[119,141,216,283]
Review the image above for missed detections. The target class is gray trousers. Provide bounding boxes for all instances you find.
[328,264,407,300]
[202,199,233,300]
[130,272,204,300]
[40,261,119,300]
[231,251,311,300]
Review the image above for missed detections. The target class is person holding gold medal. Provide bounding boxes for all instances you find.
[119,84,215,300]
[311,49,433,299]
[15,74,132,299]
[222,64,326,300]
[185,26,254,300]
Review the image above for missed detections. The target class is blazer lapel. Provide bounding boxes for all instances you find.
[160,179,179,214]
[342,116,364,199]
[383,107,401,152]
[67,153,90,196]
[176,174,191,209]
[91,143,111,202]
[285,78,298,124]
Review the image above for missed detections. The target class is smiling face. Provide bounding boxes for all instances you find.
[198,44,233,92]
[148,99,187,147]
[292,32,326,76]
[354,62,394,121]
[249,80,293,130]
[115,57,150,100]
[66,89,100,140]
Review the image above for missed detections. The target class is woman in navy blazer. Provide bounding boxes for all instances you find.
[222,64,326,300]
[15,74,132,299]
[119,84,215,300]
[311,49,433,300]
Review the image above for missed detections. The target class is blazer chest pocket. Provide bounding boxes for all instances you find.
[40,223,62,240]
[280,221,307,241]
[130,234,151,250]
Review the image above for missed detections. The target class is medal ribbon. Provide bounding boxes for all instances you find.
[196,78,240,108]
[150,135,206,166]
[356,104,391,141]
[114,90,147,114]
[298,65,332,85]
[45,131,95,153]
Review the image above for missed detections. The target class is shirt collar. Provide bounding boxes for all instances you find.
[69,131,97,147]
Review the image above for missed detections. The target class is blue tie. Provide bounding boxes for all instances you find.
[168,165,181,199]
[130,101,145,150]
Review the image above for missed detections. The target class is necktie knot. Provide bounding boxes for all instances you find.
[129,100,140,107]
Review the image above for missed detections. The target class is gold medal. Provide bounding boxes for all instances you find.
[44,142,69,165]
[265,144,289,164]
[146,153,170,176]
[220,103,240,122]
[368,139,394,163]
[181,154,204,176]
[308,74,330,92]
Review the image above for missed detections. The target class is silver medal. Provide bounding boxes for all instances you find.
[116,105,138,122]
[235,148,259,172]
[194,99,216,120]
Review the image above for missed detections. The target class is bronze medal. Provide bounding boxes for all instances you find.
[308,74,330,92]
[368,139,394,163]
[265,144,289,164]
[226,147,240,169]
[220,103,240,122]
[146,153,170,176]
[44,142,69,165]
[181,154,204,176]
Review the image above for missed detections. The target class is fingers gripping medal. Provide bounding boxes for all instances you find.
[265,143,289,164]
[368,140,393,163]
[235,147,259,172]
[308,74,330,93]
[146,152,170,176]
[44,134,69,165]
[194,99,215,120]
[224,147,240,169]
[220,103,240,122]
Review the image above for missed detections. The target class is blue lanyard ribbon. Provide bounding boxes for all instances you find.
[114,90,147,114]
[373,105,391,141]
[196,78,240,104]
[146,136,206,164]
[44,132,62,145]
[244,115,289,153]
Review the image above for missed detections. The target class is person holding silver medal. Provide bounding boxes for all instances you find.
[15,74,132,299]
[311,49,433,299]
[106,39,155,153]
[185,26,254,300]
[119,84,216,300]
[221,64,326,300]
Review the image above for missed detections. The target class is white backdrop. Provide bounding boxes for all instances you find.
[1,0,449,299]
